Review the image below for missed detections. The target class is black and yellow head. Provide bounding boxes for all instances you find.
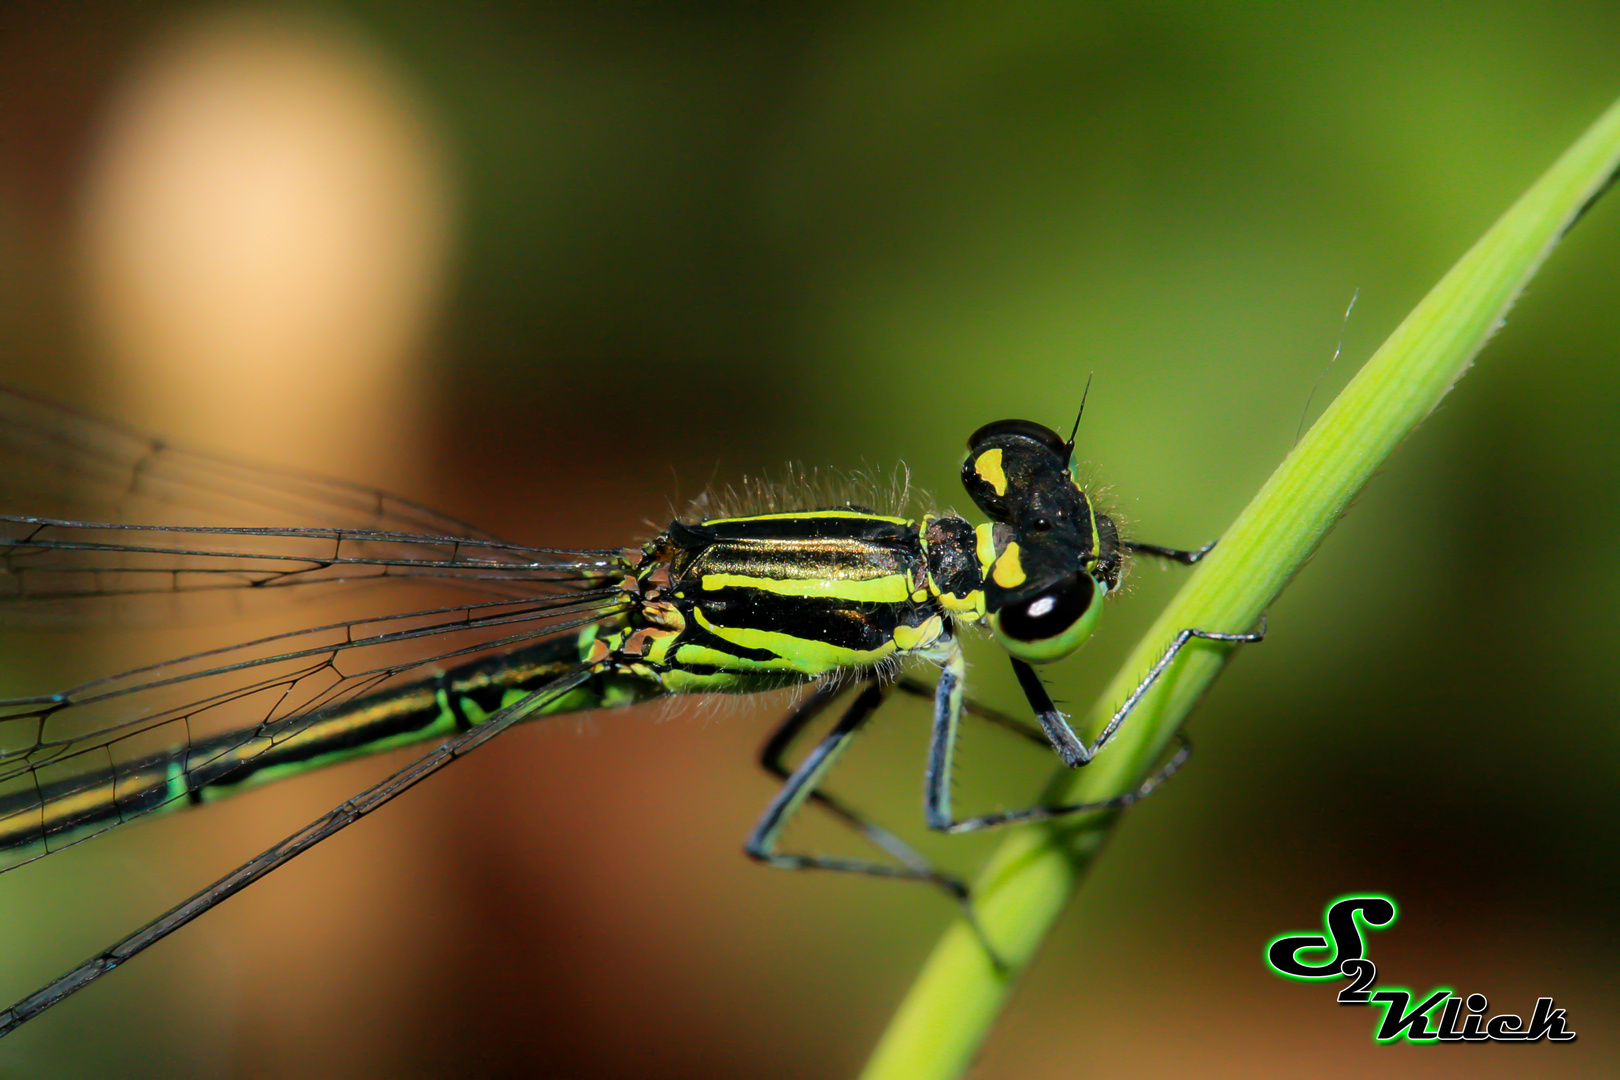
[961,419,1120,664]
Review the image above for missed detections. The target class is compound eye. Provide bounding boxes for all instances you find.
[990,571,1104,664]
[962,419,1074,523]
[966,418,1069,458]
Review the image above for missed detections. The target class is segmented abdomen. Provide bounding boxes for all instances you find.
[0,632,639,862]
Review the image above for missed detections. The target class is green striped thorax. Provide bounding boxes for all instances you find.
[961,419,1120,665]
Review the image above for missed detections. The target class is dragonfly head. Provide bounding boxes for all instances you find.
[961,418,1120,664]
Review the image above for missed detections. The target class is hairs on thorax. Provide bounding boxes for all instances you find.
[675,462,930,523]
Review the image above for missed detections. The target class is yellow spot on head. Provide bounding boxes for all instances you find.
[975,448,1008,496]
[991,542,1026,588]
[974,523,998,573]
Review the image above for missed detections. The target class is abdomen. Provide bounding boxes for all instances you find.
[0,630,646,860]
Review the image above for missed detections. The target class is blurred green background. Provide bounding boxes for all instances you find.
[1,2,1616,1078]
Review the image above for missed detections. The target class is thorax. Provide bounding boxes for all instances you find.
[600,509,990,692]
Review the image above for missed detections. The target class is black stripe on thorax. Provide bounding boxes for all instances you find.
[675,615,784,663]
[687,588,927,654]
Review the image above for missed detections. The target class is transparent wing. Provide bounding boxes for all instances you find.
[0,386,628,623]
[0,515,627,623]
[0,384,498,535]
[0,386,643,872]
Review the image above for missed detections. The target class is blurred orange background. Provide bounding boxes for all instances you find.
[1,3,1617,1077]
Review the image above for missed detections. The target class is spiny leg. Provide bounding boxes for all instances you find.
[920,645,1143,834]
[755,680,938,877]
[1078,618,1265,762]
[1008,619,1265,769]
[1123,539,1216,564]
[898,672,1193,818]
[895,676,1050,750]
[925,622,1263,834]
[746,677,1004,964]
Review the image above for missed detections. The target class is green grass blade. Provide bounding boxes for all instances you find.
[861,95,1620,1080]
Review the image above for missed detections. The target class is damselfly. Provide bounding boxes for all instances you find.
[0,385,1260,1035]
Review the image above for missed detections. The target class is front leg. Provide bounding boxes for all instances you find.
[1080,619,1265,759]
[1123,538,1217,564]
[923,622,1263,834]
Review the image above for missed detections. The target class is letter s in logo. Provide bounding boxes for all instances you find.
[1266,895,1398,980]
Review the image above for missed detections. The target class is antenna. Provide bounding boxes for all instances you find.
[1066,373,1093,457]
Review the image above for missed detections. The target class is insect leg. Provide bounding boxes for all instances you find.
[747,679,958,892]
[1123,539,1216,564]
[756,681,940,876]
[895,675,1049,750]
[925,621,1263,833]
[747,679,1010,957]
[920,646,1137,832]
[1080,618,1265,762]
[904,673,1191,801]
